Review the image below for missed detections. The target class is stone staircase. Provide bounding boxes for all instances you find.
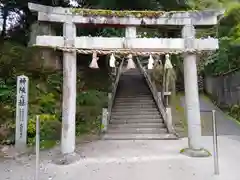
[103,68,176,140]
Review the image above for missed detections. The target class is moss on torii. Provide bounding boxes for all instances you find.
[70,8,197,18]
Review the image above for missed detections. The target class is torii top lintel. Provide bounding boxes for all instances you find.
[28,3,224,26]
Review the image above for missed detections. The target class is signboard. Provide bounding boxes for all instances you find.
[15,75,29,150]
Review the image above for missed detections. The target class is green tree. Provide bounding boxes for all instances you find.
[204,2,240,75]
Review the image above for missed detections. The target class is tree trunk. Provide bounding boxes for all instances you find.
[1,8,8,39]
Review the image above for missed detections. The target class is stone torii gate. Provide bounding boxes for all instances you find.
[28,3,222,157]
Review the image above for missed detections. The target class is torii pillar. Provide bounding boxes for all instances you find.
[61,18,77,155]
[181,23,210,157]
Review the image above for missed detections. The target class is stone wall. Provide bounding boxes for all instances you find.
[204,70,240,107]
[176,74,204,92]
[29,22,61,70]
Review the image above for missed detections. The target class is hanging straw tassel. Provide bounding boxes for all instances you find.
[126,54,136,69]
[164,54,173,69]
[89,51,99,69]
[147,54,154,69]
[158,57,163,65]
[109,53,116,68]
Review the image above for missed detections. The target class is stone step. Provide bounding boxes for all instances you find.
[121,72,142,75]
[120,75,144,78]
[114,101,155,105]
[112,107,158,110]
[116,93,151,97]
[111,111,160,116]
[121,71,141,73]
[118,85,149,87]
[102,133,178,140]
[114,101,156,106]
[118,83,148,86]
[110,118,163,124]
[115,97,152,100]
[113,106,157,112]
[115,95,152,99]
[113,105,157,109]
[113,104,156,108]
[108,123,165,129]
[118,82,146,85]
[120,79,145,81]
[102,69,176,141]
[107,127,167,134]
[115,99,154,103]
[118,91,151,96]
[116,94,152,97]
[115,96,153,100]
[117,89,150,92]
[111,108,159,113]
[111,114,161,119]
[118,86,149,89]
[115,98,153,102]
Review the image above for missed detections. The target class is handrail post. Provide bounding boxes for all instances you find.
[106,59,124,132]
[102,108,108,133]
[35,115,40,180]
[212,110,219,175]
[136,57,172,132]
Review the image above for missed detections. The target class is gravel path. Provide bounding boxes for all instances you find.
[1,136,240,180]
[1,95,240,180]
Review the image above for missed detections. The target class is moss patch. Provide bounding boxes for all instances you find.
[171,93,187,137]
[71,8,197,18]
[180,148,212,157]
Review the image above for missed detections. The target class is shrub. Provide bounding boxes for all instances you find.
[229,104,240,121]
[0,41,109,147]
[28,114,61,149]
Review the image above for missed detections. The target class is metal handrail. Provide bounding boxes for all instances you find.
[136,58,170,132]
[200,109,219,175]
[107,59,124,123]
